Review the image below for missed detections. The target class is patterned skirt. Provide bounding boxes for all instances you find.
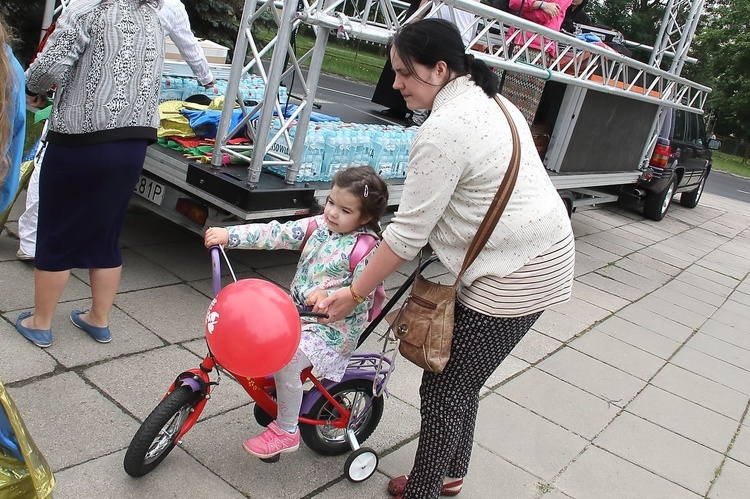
[496,48,550,127]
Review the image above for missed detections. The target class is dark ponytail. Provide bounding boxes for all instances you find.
[393,18,499,98]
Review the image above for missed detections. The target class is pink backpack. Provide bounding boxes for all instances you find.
[302,218,386,321]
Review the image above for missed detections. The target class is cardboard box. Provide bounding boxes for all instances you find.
[164,37,229,64]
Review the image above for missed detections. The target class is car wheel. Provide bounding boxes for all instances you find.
[644,177,677,221]
[680,172,708,208]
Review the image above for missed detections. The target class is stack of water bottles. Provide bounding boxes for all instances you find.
[158,74,288,104]
[265,121,417,182]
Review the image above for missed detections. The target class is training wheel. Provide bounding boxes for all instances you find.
[260,454,281,464]
[344,447,378,483]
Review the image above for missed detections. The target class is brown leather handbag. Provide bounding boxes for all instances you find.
[386,95,521,373]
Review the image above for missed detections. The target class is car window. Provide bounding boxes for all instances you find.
[673,110,687,141]
[686,113,703,146]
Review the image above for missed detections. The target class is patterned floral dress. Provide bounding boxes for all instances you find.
[226,215,378,381]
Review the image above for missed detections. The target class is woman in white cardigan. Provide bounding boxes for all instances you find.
[317,18,574,498]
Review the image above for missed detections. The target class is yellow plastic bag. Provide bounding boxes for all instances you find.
[0,379,55,499]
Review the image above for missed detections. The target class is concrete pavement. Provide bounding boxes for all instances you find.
[1,190,749,499]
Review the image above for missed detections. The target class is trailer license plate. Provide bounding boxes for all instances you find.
[134,175,165,206]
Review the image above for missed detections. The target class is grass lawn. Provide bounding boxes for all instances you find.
[712,151,750,178]
[254,26,387,85]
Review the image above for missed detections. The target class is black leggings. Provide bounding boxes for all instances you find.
[403,302,542,498]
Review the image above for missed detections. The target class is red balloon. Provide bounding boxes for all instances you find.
[205,279,301,377]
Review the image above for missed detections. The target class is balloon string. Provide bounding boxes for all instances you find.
[219,246,238,283]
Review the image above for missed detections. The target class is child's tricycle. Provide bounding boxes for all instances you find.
[123,246,437,483]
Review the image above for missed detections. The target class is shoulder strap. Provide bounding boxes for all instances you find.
[349,233,378,273]
[301,217,319,250]
[453,95,521,287]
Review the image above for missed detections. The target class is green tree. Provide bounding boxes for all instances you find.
[0,0,46,67]
[182,0,243,51]
[687,0,750,140]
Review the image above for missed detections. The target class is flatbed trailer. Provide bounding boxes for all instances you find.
[48,0,710,233]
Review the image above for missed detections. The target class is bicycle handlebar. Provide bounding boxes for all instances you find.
[208,245,329,319]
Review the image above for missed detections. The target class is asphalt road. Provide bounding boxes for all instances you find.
[705,169,750,204]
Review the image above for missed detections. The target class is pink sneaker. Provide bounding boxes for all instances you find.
[242,421,300,459]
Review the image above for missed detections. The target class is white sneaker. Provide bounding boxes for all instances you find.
[16,249,34,261]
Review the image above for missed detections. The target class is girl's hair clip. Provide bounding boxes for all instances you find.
[363,184,369,198]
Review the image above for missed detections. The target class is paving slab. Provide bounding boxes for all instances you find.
[566,281,629,313]
[649,363,749,422]
[613,256,674,284]
[497,368,619,439]
[683,264,740,291]
[571,239,621,263]
[178,406,370,498]
[576,271,647,302]
[593,315,682,360]
[0,260,91,313]
[572,252,608,277]
[53,449,245,499]
[659,278,726,308]
[638,245,695,270]
[131,239,248,282]
[685,332,750,371]
[120,207,196,247]
[549,296,611,328]
[483,354,530,392]
[670,347,750,396]
[708,457,750,499]
[648,286,721,317]
[474,393,588,480]
[594,412,722,495]
[576,233,635,257]
[626,385,739,453]
[378,440,546,499]
[719,298,750,320]
[115,283,211,344]
[30,300,166,368]
[608,225,663,246]
[555,444,699,499]
[83,344,251,422]
[508,329,563,364]
[615,304,695,343]
[536,347,645,408]
[673,271,733,300]
[570,329,665,381]
[530,308,590,343]
[71,248,182,293]
[728,424,750,468]
[0,317,57,383]
[6,371,139,471]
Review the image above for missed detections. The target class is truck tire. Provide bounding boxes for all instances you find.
[643,177,676,221]
[680,172,707,208]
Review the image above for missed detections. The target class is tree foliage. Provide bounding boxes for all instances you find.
[688,0,750,139]
[182,0,243,51]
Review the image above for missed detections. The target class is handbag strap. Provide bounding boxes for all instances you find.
[452,95,521,286]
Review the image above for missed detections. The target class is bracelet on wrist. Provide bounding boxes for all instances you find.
[349,285,366,304]
[25,86,38,97]
[538,0,545,9]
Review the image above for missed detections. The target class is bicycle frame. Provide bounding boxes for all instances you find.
[161,348,394,443]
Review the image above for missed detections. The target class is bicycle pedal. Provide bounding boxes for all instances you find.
[260,454,281,464]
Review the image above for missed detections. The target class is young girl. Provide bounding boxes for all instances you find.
[203,165,389,459]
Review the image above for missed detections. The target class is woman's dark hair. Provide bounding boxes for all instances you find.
[392,18,498,98]
[331,166,389,234]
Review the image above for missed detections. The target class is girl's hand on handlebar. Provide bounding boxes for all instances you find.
[316,287,357,324]
[204,227,229,248]
[306,289,329,310]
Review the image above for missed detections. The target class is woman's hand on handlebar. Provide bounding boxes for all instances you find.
[315,287,357,324]
[204,227,229,248]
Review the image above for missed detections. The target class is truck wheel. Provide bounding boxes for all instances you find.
[680,173,707,208]
[644,178,676,221]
